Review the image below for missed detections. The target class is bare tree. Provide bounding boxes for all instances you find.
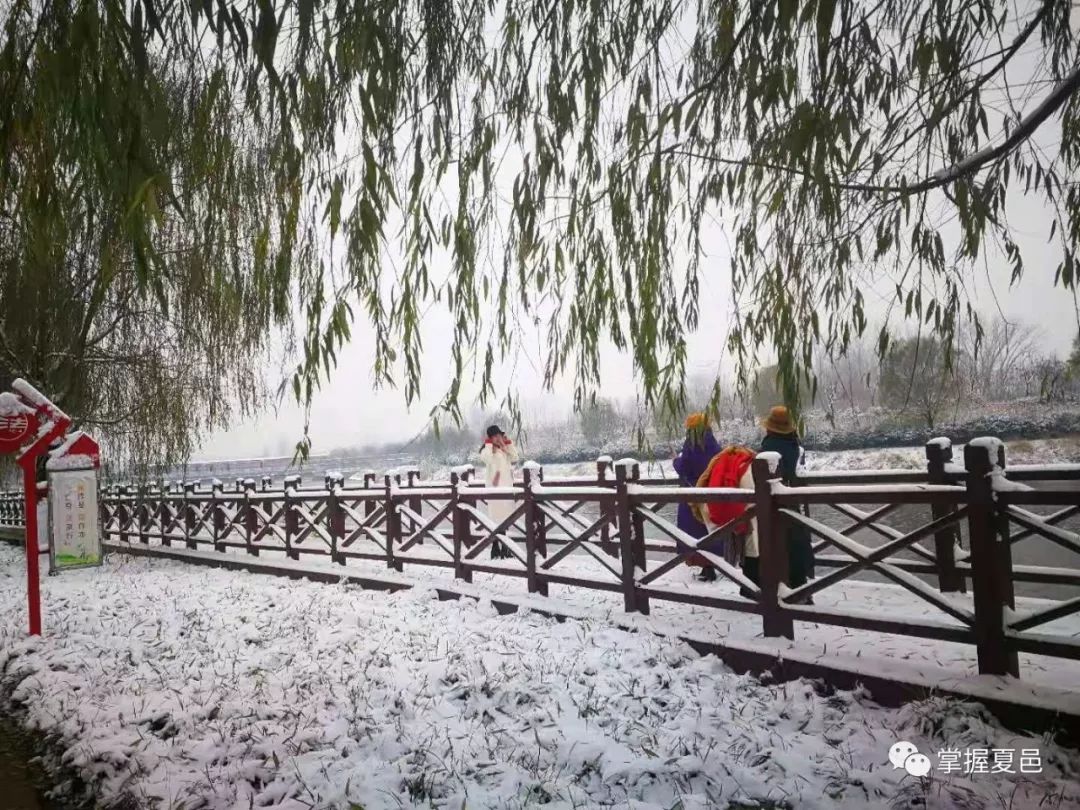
[879,335,966,429]
[958,317,1041,402]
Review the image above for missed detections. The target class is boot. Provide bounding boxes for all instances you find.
[698,566,717,582]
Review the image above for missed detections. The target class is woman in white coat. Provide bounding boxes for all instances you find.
[477,425,520,558]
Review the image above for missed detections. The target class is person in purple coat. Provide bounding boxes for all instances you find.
[672,412,722,581]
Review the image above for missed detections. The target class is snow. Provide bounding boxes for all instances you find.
[2,544,1079,810]
[1006,462,1080,472]
[968,437,1004,463]
[927,437,952,449]
[627,485,750,498]
[0,391,33,416]
[532,485,612,496]
[989,473,1033,492]
[46,430,91,460]
[45,453,96,471]
[613,458,639,468]
[757,450,781,474]
[11,379,53,410]
[522,460,542,470]
[596,455,613,463]
[772,483,966,497]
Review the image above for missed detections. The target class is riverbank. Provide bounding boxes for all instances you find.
[404,435,1080,483]
[390,401,1080,470]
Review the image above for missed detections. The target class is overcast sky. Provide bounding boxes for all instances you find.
[196,14,1079,462]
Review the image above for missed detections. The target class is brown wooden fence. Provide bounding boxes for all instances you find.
[3,437,1080,679]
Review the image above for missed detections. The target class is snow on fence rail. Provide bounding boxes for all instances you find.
[3,437,1080,678]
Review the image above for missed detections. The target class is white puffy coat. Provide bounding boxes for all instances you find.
[477,441,520,526]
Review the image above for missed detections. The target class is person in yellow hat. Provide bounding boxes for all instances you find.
[757,406,815,598]
[672,412,722,580]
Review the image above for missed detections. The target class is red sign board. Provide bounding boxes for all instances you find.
[0,393,39,454]
[46,431,101,470]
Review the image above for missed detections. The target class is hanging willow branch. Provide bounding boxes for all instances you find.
[2,0,1078,461]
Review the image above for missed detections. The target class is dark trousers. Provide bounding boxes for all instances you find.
[741,534,814,589]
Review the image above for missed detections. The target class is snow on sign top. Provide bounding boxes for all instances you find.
[12,378,69,420]
[48,430,87,459]
[0,392,33,417]
[46,453,96,471]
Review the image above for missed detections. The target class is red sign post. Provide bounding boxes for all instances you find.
[1,380,71,635]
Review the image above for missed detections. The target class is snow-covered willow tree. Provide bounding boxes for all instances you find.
[2,0,1079,461]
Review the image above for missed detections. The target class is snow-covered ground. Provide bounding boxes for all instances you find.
[1,545,1078,810]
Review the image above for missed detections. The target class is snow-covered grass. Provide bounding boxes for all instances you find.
[165,532,1080,697]
[2,545,1079,810]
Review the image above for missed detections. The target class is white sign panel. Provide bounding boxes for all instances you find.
[48,468,102,571]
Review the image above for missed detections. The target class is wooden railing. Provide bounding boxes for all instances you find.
[3,437,1080,677]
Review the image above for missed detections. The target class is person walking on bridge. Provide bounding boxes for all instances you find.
[760,405,815,594]
[477,425,520,559]
[672,412,721,581]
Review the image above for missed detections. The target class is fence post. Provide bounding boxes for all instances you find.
[535,464,547,557]
[406,468,422,544]
[963,439,1019,677]
[384,474,403,572]
[117,489,130,546]
[926,439,965,593]
[614,461,646,614]
[261,475,271,492]
[753,455,794,639]
[629,462,647,573]
[158,490,171,548]
[212,480,225,553]
[995,443,1018,617]
[450,471,472,583]
[523,463,548,596]
[284,478,300,561]
[137,486,149,545]
[183,482,196,549]
[328,478,345,565]
[461,466,475,548]
[243,480,259,557]
[597,456,617,557]
[363,472,376,523]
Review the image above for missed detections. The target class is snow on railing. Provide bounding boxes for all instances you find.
[757,451,781,475]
